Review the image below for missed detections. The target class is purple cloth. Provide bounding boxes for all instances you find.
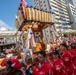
[30,32,33,34]
[23,36,24,38]
[50,30,53,33]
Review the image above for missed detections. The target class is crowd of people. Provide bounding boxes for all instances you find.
[0,41,76,75]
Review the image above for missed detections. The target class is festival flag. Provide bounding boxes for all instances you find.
[21,0,27,19]
[21,0,27,8]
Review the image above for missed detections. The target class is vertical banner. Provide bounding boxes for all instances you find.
[43,27,51,43]
[21,0,27,17]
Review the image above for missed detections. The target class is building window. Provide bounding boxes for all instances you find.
[40,1,42,3]
[40,6,43,10]
[40,4,42,6]
[44,4,46,7]
[45,8,47,11]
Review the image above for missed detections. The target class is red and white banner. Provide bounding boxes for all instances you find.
[21,0,27,8]
[21,0,28,19]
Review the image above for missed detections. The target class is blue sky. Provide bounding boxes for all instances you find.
[0,0,33,30]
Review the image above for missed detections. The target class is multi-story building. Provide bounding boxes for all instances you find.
[67,3,76,29]
[33,0,71,33]
[65,0,73,5]
[33,0,50,11]
[0,28,17,51]
[72,0,76,7]
[65,0,76,7]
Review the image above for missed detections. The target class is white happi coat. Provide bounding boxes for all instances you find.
[22,28,36,65]
[22,28,36,49]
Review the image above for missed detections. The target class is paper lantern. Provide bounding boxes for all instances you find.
[48,13,51,22]
[46,12,48,23]
[47,12,49,23]
[41,11,44,22]
[31,8,34,20]
[44,12,47,22]
[39,10,41,22]
[35,9,39,21]
[37,10,40,22]
[25,8,29,20]
[25,7,32,20]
